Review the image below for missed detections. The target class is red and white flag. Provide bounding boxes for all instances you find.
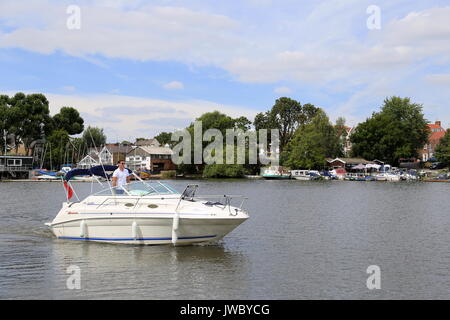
[63,181,74,200]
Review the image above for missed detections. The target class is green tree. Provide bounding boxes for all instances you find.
[203,163,245,178]
[335,117,348,155]
[53,106,84,135]
[285,109,342,169]
[254,97,319,153]
[174,111,252,175]
[0,95,10,154]
[82,126,107,149]
[435,130,450,167]
[234,116,252,131]
[154,132,173,146]
[350,97,429,165]
[7,93,53,154]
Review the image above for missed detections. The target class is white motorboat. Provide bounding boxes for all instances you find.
[376,172,400,182]
[291,170,311,181]
[261,166,291,179]
[45,166,249,245]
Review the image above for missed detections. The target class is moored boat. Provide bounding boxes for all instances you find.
[291,170,311,180]
[261,166,291,179]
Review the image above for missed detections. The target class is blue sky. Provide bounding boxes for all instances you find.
[1,0,450,141]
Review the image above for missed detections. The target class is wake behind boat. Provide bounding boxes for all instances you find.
[45,165,249,245]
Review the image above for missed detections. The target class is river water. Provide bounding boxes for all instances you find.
[0,179,448,299]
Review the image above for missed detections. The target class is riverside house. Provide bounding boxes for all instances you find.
[419,121,447,162]
[125,145,175,173]
[77,143,133,168]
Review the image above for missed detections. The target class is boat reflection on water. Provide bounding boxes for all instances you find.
[49,239,251,299]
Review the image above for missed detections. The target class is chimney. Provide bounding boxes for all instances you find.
[435,121,441,127]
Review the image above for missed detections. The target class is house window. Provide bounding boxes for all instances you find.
[7,159,22,166]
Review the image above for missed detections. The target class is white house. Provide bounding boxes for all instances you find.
[77,154,100,169]
[126,145,175,172]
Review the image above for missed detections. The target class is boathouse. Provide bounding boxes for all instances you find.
[326,158,373,170]
[0,155,34,179]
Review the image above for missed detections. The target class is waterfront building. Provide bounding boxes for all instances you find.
[100,143,134,165]
[76,154,99,169]
[135,138,160,147]
[419,121,446,162]
[0,155,34,179]
[76,143,133,168]
[326,157,373,170]
[125,145,175,173]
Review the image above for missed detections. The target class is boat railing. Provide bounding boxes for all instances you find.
[94,193,248,213]
[193,194,248,213]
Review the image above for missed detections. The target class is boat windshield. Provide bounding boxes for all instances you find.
[93,181,179,196]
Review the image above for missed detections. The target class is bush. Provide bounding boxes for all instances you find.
[160,170,176,179]
[203,164,245,178]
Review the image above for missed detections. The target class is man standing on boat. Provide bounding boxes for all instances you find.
[112,160,131,191]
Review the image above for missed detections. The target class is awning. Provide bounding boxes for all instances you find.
[65,165,132,181]
[352,163,366,170]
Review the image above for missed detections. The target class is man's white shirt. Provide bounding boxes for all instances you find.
[112,168,129,187]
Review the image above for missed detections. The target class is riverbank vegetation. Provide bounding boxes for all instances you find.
[435,130,450,167]
[2,91,446,177]
[167,96,437,177]
[350,97,429,165]
[0,92,106,169]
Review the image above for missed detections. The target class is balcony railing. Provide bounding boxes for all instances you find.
[0,165,33,172]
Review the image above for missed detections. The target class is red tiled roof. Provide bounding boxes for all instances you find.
[429,131,446,144]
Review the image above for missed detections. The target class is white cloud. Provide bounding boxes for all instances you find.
[2,1,450,126]
[163,81,184,90]
[425,74,450,85]
[274,86,292,94]
[1,1,450,86]
[2,90,257,141]
[0,1,242,65]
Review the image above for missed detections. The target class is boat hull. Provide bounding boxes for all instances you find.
[49,215,247,245]
[293,176,311,181]
[262,175,291,180]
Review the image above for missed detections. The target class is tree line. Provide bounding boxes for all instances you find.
[3,92,448,174]
[0,92,106,169]
[156,96,445,177]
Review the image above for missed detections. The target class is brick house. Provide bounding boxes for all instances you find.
[419,121,446,162]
